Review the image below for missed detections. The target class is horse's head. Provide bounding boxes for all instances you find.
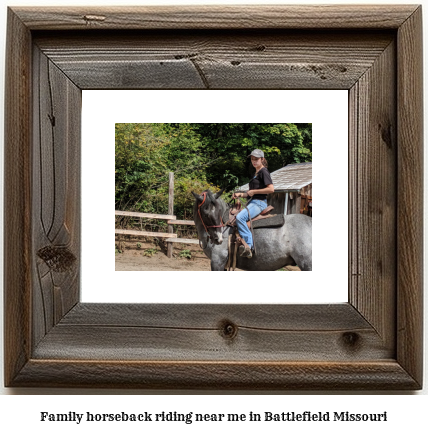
[192,188,225,245]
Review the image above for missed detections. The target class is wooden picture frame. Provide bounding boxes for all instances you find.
[4,5,423,389]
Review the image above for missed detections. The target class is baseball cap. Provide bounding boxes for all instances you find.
[248,149,264,158]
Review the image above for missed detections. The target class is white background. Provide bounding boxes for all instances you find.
[82,90,348,304]
[0,0,427,430]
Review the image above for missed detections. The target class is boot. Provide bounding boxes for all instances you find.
[239,245,252,258]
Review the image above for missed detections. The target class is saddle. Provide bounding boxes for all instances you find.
[227,204,283,229]
[224,201,284,271]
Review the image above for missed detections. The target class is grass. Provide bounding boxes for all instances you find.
[179,249,192,259]
[143,248,158,257]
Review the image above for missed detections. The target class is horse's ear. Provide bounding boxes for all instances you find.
[191,191,204,202]
[214,188,225,199]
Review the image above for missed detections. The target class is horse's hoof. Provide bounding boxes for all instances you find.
[239,245,252,258]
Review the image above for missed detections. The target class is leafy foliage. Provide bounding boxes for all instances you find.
[143,248,158,257]
[115,123,311,220]
[179,249,192,259]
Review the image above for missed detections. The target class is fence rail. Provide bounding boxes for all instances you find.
[165,237,200,245]
[115,229,177,239]
[115,210,175,220]
[115,209,200,257]
[167,219,195,226]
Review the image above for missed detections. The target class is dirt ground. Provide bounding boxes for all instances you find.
[115,239,212,271]
[115,238,300,271]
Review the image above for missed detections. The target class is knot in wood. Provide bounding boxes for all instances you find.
[83,15,106,23]
[378,122,393,149]
[175,53,198,60]
[341,332,361,350]
[37,245,76,272]
[219,320,238,340]
[248,45,266,52]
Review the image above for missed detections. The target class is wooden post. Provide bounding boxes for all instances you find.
[284,192,289,215]
[167,172,174,258]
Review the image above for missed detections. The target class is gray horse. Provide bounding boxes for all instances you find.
[192,189,312,271]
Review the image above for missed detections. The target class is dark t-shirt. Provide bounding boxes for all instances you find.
[249,167,273,200]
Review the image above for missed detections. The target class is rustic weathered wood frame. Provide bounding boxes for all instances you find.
[4,5,423,389]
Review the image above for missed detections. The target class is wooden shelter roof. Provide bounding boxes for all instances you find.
[238,162,312,192]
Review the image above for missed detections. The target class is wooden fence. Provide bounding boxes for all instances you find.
[115,173,201,257]
[115,210,199,258]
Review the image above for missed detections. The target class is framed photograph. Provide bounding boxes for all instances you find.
[4,5,423,389]
[85,90,347,304]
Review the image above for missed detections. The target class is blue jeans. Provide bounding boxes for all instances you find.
[235,198,267,249]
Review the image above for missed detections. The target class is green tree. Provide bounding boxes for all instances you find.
[190,123,312,187]
[115,123,217,219]
[115,123,312,220]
